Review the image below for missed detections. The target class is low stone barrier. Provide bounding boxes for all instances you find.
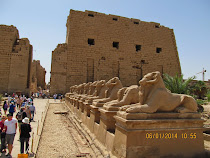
[65,72,205,158]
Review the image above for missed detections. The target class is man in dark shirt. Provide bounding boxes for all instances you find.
[16,107,27,131]
[20,117,31,154]
[9,102,16,116]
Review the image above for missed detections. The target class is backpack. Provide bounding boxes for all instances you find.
[17,111,23,121]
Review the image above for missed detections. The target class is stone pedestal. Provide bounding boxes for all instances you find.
[69,99,74,112]
[79,101,84,113]
[112,112,205,158]
[82,103,91,126]
[97,108,117,145]
[75,100,82,119]
[89,105,101,132]
[73,97,77,107]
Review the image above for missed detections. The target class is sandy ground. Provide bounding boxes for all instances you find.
[36,102,95,158]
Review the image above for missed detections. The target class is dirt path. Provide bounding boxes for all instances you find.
[36,103,95,158]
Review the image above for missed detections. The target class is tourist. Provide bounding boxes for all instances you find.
[10,98,14,105]
[16,107,27,131]
[20,117,31,154]
[14,95,18,109]
[17,96,22,109]
[21,99,27,108]
[8,95,11,104]
[0,115,7,153]
[29,103,36,121]
[27,98,31,105]
[4,113,18,158]
[0,108,2,122]
[53,93,57,102]
[30,96,33,103]
[25,106,31,122]
[14,97,17,109]
[3,101,8,114]
[60,95,63,102]
[8,102,16,116]
[22,95,26,102]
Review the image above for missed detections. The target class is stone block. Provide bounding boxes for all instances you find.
[112,111,204,158]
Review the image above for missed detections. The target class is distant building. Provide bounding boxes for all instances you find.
[50,10,181,95]
[0,25,33,95]
[31,60,46,92]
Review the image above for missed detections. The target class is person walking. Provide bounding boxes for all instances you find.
[0,115,7,153]
[3,101,8,114]
[16,107,27,131]
[21,99,27,108]
[4,113,18,158]
[8,102,16,116]
[7,95,11,104]
[53,93,57,102]
[17,96,22,109]
[29,103,36,121]
[25,106,31,122]
[20,117,31,154]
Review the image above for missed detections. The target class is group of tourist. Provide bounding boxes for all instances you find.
[31,91,50,99]
[53,93,63,102]
[0,94,36,157]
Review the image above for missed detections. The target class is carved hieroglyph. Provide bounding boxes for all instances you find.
[121,71,198,113]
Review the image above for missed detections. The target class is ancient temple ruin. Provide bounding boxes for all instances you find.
[0,25,46,95]
[50,10,181,95]
[0,25,33,95]
[31,60,46,92]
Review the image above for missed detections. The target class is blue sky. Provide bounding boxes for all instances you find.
[0,0,210,83]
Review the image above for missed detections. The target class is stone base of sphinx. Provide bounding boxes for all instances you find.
[82,102,91,127]
[96,108,118,148]
[112,111,205,158]
[89,105,101,133]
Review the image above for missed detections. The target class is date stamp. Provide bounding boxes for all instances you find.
[146,133,197,139]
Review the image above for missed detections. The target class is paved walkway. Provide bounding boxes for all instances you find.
[0,98,50,158]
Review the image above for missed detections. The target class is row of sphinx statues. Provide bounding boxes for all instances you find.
[67,71,198,113]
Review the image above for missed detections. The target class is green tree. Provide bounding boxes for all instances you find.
[207,90,210,102]
[190,81,207,99]
[163,73,195,94]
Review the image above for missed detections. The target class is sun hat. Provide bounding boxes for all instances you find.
[22,117,30,124]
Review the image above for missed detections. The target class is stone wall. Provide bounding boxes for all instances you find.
[31,60,46,92]
[0,25,33,95]
[50,44,67,95]
[50,10,181,94]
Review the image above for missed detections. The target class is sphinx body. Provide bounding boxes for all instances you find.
[85,80,107,103]
[121,71,198,113]
[93,77,123,107]
[103,85,139,110]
